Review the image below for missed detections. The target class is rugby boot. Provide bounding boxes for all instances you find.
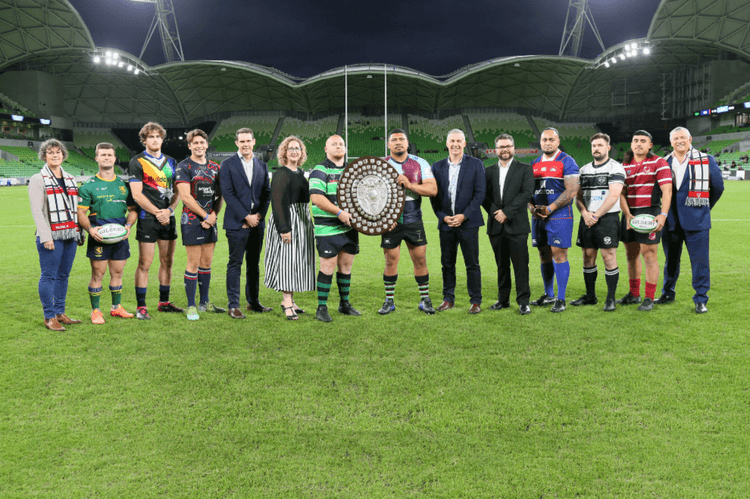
[617,292,642,305]
[550,299,567,313]
[378,299,396,315]
[531,294,555,306]
[418,298,436,315]
[637,297,654,312]
[338,301,361,316]
[570,295,597,306]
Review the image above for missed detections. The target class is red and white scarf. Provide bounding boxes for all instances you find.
[666,148,711,207]
[41,164,80,240]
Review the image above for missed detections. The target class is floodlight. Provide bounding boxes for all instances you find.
[619,54,626,60]
[604,62,610,68]
[105,51,112,58]
[113,52,119,60]
[93,56,101,63]
[128,65,133,71]
[626,51,633,58]
[134,69,140,75]
[610,58,617,64]
[643,47,651,55]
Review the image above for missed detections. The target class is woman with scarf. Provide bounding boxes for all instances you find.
[28,139,85,331]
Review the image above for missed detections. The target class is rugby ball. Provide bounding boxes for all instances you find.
[629,214,658,234]
[96,223,128,244]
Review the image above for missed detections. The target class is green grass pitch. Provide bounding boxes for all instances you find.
[2,181,749,497]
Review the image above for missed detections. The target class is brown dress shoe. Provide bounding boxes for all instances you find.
[44,317,65,331]
[436,301,454,311]
[228,308,246,319]
[469,304,481,314]
[56,313,81,325]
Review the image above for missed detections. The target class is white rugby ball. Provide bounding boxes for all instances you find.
[96,223,128,244]
[629,214,658,234]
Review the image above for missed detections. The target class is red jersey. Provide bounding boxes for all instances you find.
[623,155,672,208]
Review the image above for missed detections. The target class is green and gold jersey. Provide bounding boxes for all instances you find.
[78,174,134,226]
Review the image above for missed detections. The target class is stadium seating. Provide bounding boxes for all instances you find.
[407,113,464,158]
[0,144,99,175]
[344,113,401,158]
[468,111,537,149]
[212,115,281,151]
[0,91,35,117]
[270,115,339,168]
[74,129,131,162]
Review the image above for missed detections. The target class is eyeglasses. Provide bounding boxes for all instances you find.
[288,147,301,151]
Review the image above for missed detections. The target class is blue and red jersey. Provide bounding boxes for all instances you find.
[530,150,580,220]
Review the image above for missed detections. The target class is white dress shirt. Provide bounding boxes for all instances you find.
[239,152,254,188]
[672,150,690,191]
[498,158,512,202]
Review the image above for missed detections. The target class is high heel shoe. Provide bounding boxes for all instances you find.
[282,304,299,320]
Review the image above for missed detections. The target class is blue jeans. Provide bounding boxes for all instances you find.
[36,237,77,319]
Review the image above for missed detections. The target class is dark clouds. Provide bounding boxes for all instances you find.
[70,0,659,77]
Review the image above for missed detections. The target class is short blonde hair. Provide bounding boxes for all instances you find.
[38,139,68,162]
[277,135,307,167]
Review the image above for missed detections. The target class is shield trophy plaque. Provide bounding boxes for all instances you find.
[336,156,406,235]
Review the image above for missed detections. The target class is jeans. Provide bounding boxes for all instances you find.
[36,237,77,319]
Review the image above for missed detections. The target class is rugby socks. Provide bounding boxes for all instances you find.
[159,284,171,303]
[136,287,147,307]
[541,262,555,298]
[88,286,102,310]
[384,274,397,301]
[629,279,641,297]
[337,272,352,302]
[198,267,211,304]
[110,285,122,307]
[604,267,619,301]
[583,266,598,299]
[317,272,333,306]
[184,271,198,308]
[553,261,570,301]
[416,274,430,300]
[645,282,657,300]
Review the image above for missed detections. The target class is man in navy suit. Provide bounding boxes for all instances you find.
[430,129,486,314]
[659,126,724,313]
[219,127,272,318]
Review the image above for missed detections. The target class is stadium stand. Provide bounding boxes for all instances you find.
[0,91,35,117]
[211,115,281,151]
[468,111,537,150]
[345,113,401,158]
[407,113,464,164]
[270,115,338,168]
[74,129,131,162]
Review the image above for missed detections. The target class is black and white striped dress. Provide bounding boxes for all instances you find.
[264,166,316,292]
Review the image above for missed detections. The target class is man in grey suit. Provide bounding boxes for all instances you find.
[482,133,535,315]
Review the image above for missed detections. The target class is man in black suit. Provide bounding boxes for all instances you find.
[219,127,272,319]
[430,129,486,314]
[483,133,535,315]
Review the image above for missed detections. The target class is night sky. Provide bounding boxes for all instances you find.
[69,0,660,78]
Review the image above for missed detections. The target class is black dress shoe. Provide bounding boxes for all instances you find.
[316,305,332,322]
[695,302,708,314]
[248,301,273,313]
[378,299,396,315]
[489,301,511,310]
[338,301,361,316]
[637,297,654,311]
[418,298,436,315]
[655,295,675,305]
[531,294,555,306]
[550,299,566,313]
[603,298,616,312]
[519,304,531,315]
[617,293,642,305]
[570,295,597,306]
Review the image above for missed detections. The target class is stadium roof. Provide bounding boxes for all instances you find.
[1,0,748,125]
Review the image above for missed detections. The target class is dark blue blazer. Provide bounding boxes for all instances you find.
[430,154,486,231]
[219,153,271,230]
[665,151,724,231]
